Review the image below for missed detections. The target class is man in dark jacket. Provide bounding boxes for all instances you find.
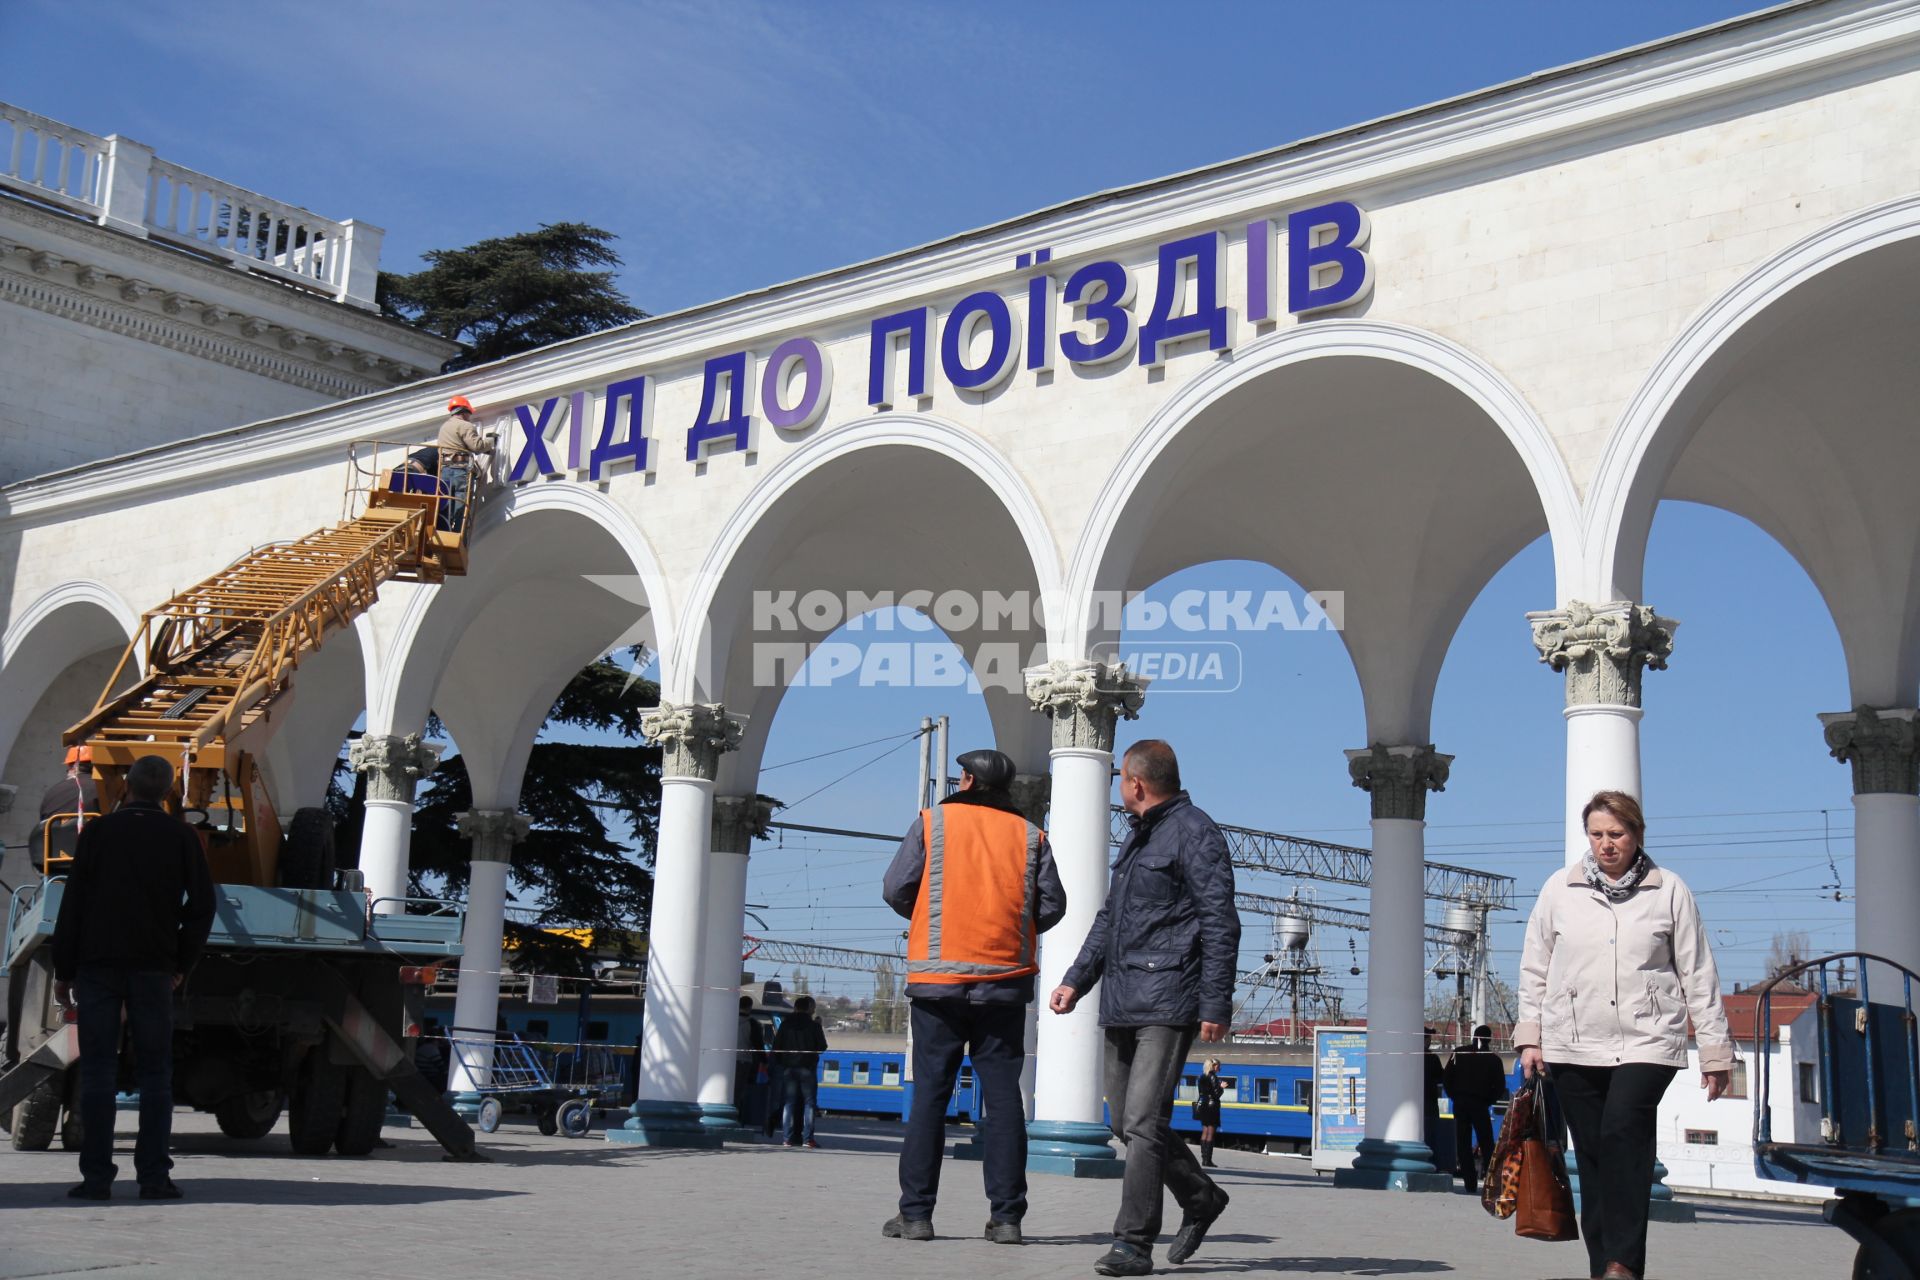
[1050,740,1239,1277]
[1444,1024,1509,1193]
[50,754,215,1201]
[771,995,828,1147]
[880,748,1066,1246]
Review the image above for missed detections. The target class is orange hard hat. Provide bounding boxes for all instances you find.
[447,395,474,414]
[64,744,92,766]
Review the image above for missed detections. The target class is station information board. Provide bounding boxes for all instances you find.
[1312,1026,1367,1172]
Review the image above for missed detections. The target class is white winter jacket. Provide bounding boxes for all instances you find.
[1514,860,1734,1073]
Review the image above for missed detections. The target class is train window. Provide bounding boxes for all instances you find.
[1217,1076,1239,1103]
[1176,1075,1198,1102]
[525,1019,550,1040]
[1255,1078,1275,1104]
[883,1062,902,1086]
[822,1059,840,1079]
[855,1061,871,1084]
[585,1020,609,1041]
[1294,1078,1312,1107]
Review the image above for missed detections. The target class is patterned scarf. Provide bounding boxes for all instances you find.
[1583,850,1651,902]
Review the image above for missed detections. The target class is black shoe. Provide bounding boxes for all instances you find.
[66,1182,110,1201]
[1166,1187,1230,1265]
[984,1218,1023,1245]
[881,1213,934,1241]
[138,1180,183,1201]
[1093,1242,1154,1276]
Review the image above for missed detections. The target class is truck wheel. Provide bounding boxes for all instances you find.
[1855,1208,1920,1278]
[10,1078,60,1151]
[288,1049,346,1155]
[536,1106,558,1136]
[335,1067,387,1156]
[280,808,337,891]
[215,1091,282,1140]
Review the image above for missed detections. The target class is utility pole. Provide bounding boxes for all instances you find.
[915,716,932,809]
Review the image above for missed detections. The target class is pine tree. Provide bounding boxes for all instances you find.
[378,223,646,372]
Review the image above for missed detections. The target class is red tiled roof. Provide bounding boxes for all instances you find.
[1720,990,1818,1043]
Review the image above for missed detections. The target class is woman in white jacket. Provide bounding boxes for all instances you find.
[1515,791,1733,1280]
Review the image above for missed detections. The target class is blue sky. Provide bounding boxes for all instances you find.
[2,1,1858,1015]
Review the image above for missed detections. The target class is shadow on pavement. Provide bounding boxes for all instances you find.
[0,1178,521,1208]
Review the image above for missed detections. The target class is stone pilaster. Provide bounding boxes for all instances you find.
[1023,660,1148,753]
[710,794,776,855]
[348,732,442,803]
[642,702,744,780]
[1009,773,1052,826]
[1527,601,1678,707]
[1820,707,1920,796]
[458,809,531,862]
[1345,744,1452,821]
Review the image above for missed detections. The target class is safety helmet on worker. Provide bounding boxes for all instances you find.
[447,395,474,415]
[63,744,92,767]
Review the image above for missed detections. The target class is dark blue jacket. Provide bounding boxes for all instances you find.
[1062,792,1239,1028]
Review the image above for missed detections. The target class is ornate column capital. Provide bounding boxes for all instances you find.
[1009,773,1052,826]
[458,809,531,862]
[1345,743,1452,821]
[1820,706,1920,796]
[347,732,443,803]
[711,794,776,855]
[1527,600,1677,708]
[641,702,744,781]
[1024,660,1148,753]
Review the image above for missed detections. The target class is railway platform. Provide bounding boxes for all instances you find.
[0,1111,1836,1278]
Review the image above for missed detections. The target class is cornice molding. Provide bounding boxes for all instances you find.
[0,191,454,360]
[0,256,396,398]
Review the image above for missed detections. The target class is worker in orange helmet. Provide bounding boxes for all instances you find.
[433,395,494,533]
[35,744,100,873]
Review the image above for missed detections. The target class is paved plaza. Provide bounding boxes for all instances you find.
[0,1112,1839,1279]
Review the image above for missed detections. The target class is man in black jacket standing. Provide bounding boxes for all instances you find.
[1443,1024,1509,1193]
[51,754,216,1201]
[1049,740,1239,1277]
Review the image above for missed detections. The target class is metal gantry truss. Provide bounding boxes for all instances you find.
[1233,890,1476,950]
[741,936,902,974]
[1109,805,1514,910]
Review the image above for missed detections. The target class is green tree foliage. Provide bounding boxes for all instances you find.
[377,223,646,372]
[328,648,660,978]
[870,958,902,1035]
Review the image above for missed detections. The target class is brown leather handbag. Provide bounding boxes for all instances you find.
[1480,1079,1536,1220]
[1514,1081,1579,1243]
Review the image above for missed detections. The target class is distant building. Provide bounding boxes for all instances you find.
[1658,987,1826,1202]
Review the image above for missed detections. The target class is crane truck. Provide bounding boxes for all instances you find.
[2,439,488,1160]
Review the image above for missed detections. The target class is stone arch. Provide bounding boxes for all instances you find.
[672,412,1063,786]
[1590,195,1920,704]
[1067,320,1575,742]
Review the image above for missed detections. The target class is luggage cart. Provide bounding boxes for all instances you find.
[445,1032,612,1138]
[1752,951,1920,1279]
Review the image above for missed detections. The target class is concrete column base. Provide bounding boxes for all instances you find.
[607,1098,725,1148]
[1333,1138,1453,1192]
[1566,1160,1697,1222]
[697,1101,750,1140]
[975,1119,1124,1178]
[449,1090,482,1122]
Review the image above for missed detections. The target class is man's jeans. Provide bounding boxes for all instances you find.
[781,1066,818,1143]
[898,998,1028,1223]
[74,966,176,1188]
[1104,1024,1219,1249]
[438,462,470,533]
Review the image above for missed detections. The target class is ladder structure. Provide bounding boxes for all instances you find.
[62,440,479,886]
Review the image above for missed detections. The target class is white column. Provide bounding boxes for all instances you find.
[348,733,441,913]
[1821,707,1920,981]
[1025,660,1146,1157]
[1336,744,1452,1192]
[1010,772,1052,1120]
[636,703,742,1104]
[1529,602,1677,866]
[445,809,529,1095]
[695,795,772,1112]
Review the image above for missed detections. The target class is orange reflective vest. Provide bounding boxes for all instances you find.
[906,803,1045,986]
